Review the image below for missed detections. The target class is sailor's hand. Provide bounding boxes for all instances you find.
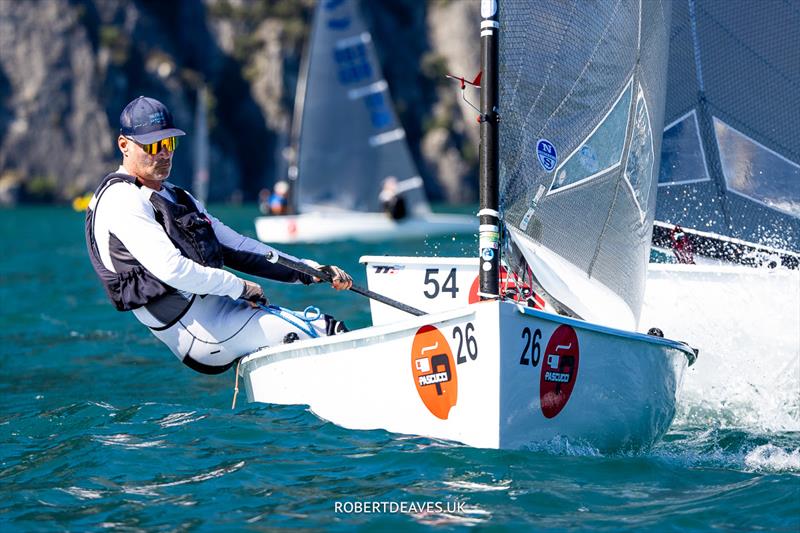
[318,265,353,291]
[240,280,268,307]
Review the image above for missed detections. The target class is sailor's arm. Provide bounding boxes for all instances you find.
[194,199,318,284]
[210,213,352,289]
[105,188,245,299]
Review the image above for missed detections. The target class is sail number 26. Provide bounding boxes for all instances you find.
[453,323,477,364]
[519,327,542,366]
[423,268,459,299]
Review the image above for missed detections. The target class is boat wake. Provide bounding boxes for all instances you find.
[521,435,604,457]
[654,427,800,474]
[743,444,800,472]
[642,266,800,434]
[510,428,800,474]
[677,360,800,433]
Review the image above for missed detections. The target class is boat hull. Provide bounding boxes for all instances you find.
[254,212,475,244]
[361,254,800,428]
[240,301,692,451]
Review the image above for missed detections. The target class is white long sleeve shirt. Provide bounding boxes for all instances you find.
[90,168,309,327]
[91,167,245,301]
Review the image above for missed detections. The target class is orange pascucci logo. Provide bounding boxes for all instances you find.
[411,325,458,419]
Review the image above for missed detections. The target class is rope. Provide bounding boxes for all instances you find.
[258,304,322,339]
[231,358,242,410]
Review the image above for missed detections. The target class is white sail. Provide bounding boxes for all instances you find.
[498,0,671,330]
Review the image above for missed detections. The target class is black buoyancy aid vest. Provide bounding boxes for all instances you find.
[85,173,224,315]
[86,173,314,375]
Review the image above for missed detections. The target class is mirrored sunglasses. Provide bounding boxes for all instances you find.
[135,136,179,155]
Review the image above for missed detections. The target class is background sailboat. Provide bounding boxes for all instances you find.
[655,0,800,256]
[641,0,799,425]
[253,0,475,244]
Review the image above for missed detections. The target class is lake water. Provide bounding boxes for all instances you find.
[1,206,797,531]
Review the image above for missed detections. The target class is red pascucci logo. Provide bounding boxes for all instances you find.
[539,325,580,418]
[411,325,458,419]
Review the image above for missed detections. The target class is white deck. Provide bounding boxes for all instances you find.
[255,211,476,244]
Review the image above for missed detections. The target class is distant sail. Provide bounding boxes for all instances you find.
[657,0,800,251]
[499,0,671,329]
[293,0,429,214]
[192,86,210,205]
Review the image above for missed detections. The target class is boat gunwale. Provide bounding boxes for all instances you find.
[515,305,697,364]
[653,221,800,260]
[648,260,800,275]
[240,300,696,376]
[360,255,479,266]
[239,305,480,372]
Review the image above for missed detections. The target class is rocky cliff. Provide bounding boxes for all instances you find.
[0,0,480,205]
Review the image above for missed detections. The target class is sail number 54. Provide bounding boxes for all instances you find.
[424,268,459,299]
[519,327,542,366]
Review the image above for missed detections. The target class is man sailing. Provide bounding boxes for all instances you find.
[86,96,352,374]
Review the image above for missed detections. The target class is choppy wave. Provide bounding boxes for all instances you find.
[643,265,800,434]
[744,444,800,472]
[1,207,798,531]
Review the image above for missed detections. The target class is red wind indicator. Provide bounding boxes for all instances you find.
[445,71,482,90]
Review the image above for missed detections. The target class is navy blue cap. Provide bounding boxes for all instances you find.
[119,96,186,144]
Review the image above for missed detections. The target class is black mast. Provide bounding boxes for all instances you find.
[478,0,500,299]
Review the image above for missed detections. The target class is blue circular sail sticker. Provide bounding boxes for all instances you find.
[536,139,558,172]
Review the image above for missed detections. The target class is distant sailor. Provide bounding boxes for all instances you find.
[670,225,695,264]
[379,176,407,221]
[85,96,352,374]
[268,180,290,215]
